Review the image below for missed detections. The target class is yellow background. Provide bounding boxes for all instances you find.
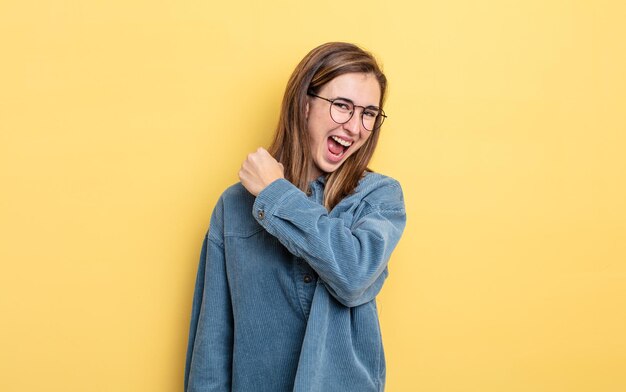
[1,0,625,391]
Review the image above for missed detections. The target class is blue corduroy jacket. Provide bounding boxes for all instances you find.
[185,172,406,391]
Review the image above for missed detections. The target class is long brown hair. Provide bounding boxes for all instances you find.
[268,42,387,211]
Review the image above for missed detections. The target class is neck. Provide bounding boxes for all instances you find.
[306,160,322,182]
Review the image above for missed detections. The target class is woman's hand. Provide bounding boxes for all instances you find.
[239,147,285,196]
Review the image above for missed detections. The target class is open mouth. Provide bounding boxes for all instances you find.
[327,135,352,162]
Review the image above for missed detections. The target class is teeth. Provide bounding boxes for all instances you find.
[331,136,352,147]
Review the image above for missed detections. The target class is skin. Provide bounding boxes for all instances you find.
[239,72,381,196]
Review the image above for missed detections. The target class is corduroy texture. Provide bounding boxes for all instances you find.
[185,173,406,391]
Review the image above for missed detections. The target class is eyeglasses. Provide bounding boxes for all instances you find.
[307,92,387,132]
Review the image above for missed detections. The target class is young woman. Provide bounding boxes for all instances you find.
[185,42,406,392]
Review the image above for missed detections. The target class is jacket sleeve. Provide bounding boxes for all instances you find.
[185,200,233,391]
[252,178,406,307]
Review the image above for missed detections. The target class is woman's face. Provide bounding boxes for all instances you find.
[306,72,381,181]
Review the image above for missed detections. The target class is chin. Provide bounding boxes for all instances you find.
[313,149,357,177]
[317,160,343,175]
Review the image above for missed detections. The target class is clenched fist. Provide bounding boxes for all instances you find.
[239,147,285,196]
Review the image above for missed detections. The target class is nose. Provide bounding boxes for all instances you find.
[342,110,362,135]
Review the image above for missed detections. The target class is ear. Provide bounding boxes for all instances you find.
[305,100,309,120]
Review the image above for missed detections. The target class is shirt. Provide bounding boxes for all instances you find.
[185,172,407,392]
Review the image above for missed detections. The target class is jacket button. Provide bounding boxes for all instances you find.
[303,274,313,283]
[257,209,265,219]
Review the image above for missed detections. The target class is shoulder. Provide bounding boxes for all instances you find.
[357,172,402,190]
[219,182,255,207]
[209,182,262,239]
[331,172,405,217]
[355,172,404,207]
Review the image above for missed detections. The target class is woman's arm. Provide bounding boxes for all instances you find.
[185,201,233,391]
[252,178,406,307]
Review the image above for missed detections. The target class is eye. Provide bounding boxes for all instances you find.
[332,100,352,112]
[363,108,380,118]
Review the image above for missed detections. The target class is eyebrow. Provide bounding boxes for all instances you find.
[333,96,381,110]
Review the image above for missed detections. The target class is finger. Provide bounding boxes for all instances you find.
[257,147,274,161]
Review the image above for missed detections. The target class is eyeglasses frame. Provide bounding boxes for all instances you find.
[307,92,387,132]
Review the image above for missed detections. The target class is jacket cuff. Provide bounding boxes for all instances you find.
[252,178,299,224]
